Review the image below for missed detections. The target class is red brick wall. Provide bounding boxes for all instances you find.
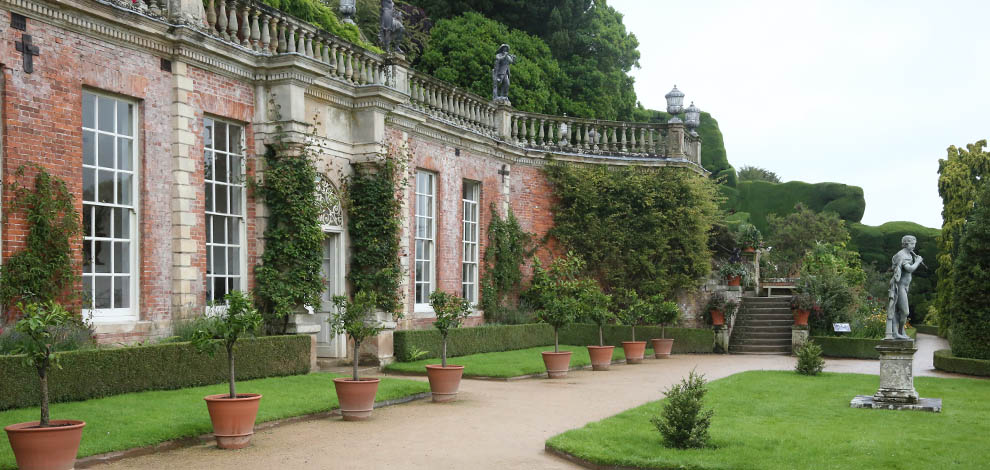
[185,65,257,307]
[0,11,172,339]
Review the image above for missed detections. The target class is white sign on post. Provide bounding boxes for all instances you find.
[833,323,851,333]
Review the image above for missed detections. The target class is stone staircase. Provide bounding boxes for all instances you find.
[729,296,793,355]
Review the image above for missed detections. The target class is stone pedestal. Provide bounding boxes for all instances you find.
[791,326,808,354]
[714,326,730,354]
[850,339,942,412]
[286,313,321,373]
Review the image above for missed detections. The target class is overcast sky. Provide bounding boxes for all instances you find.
[610,0,990,229]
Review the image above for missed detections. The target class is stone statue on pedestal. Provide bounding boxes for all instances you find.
[492,44,515,104]
[885,235,923,340]
[379,0,405,54]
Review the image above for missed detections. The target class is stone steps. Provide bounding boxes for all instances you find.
[730,296,794,355]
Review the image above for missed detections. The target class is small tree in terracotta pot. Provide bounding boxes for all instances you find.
[615,289,649,364]
[426,290,471,402]
[581,288,615,371]
[526,255,585,378]
[192,290,263,449]
[704,293,738,327]
[4,301,87,470]
[647,296,681,359]
[328,291,385,420]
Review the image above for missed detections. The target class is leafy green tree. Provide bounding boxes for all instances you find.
[191,291,263,398]
[737,165,781,183]
[525,254,602,352]
[651,369,713,449]
[429,290,472,367]
[261,0,375,50]
[329,291,385,380]
[417,12,563,114]
[765,203,850,275]
[12,301,73,426]
[948,182,990,359]
[936,140,990,333]
[545,164,721,298]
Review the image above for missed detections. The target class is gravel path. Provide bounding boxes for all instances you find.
[100,334,968,469]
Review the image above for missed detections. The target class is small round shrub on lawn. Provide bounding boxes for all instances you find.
[651,369,713,449]
[795,341,825,375]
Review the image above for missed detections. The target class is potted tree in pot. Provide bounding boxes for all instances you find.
[4,301,86,470]
[426,290,471,402]
[737,223,763,253]
[790,291,817,326]
[718,261,748,287]
[646,296,681,359]
[580,286,614,371]
[328,291,385,420]
[615,289,649,364]
[536,295,578,378]
[191,290,264,449]
[704,293,738,327]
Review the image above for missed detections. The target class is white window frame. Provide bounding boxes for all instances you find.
[204,117,248,310]
[462,181,480,304]
[82,90,140,324]
[414,170,436,310]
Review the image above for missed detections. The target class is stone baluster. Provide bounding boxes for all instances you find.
[304,32,314,58]
[276,17,287,53]
[317,38,327,63]
[216,0,229,40]
[643,128,652,155]
[535,119,543,147]
[249,8,261,51]
[628,126,636,152]
[295,27,306,56]
[226,1,239,44]
[238,2,249,47]
[260,13,271,53]
[344,50,353,82]
[580,123,588,150]
[285,24,296,53]
[356,57,367,85]
[366,58,375,84]
[327,41,338,70]
[206,0,217,33]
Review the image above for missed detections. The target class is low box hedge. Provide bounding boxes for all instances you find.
[393,323,714,362]
[811,328,917,359]
[934,349,990,377]
[913,324,939,336]
[0,335,310,411]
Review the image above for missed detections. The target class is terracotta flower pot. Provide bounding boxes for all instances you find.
[727,275,742,286]
[710,309,725,326]
[651,338,674,358]
[425,364,465,402]
[743,246,756,253]
[5,420,85,470]
[586,345,615,371]
[204,393,262,449]
[541,350,573,378]
[794,309,810,326]
[621,341,647,364]
[333,377,381,421]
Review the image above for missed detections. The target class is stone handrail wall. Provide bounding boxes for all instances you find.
[508,110,671,158]
[202,0,388,86]
[407,71,498,136]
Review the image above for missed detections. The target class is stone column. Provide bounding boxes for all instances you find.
[170,61,204,320]
[666,121,686,159]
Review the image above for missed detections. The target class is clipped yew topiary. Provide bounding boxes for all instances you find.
[948,183,990,360]
[651,369,713,449]
[795,341,825,376]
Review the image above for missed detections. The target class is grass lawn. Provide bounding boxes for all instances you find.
[547,370,990,470]
[384,344,655,378]
[0,373,428,470]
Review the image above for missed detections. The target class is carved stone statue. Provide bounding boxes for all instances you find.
[886,235,923,340]
[379,0,405,54]
[492,44,516,103]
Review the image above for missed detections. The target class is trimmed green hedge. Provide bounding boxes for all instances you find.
[934,349,990,377]
[0,335,310,411]
[811,329,917,359]
[720,180,865,233]
[392,323,713,362]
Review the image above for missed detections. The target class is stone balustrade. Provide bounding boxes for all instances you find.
[407,72,498,136]
[508,112,666,157]
[202,0,387,86]
[105,0,168,18]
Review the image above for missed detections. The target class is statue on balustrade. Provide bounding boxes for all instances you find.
[492,44,516,103]
[379,0,405,54]
[886,235,924,340]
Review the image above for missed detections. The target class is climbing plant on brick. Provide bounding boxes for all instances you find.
[544,164,720,298]
[480,204,534,322]
[0,165,81,315]
[342,140,410,314]
[253,124,325,335]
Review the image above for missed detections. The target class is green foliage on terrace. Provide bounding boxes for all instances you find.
[417,12,564,115]
[544,164,721,298]
[720,180,865,233]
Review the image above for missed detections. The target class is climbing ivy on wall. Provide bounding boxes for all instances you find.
[480,204,533,322]
[253,127,325,335]
[342,141,409,314]
[544,164,721,299]
[0,166,81,316]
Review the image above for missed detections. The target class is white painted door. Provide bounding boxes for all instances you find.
[316,232,347,357]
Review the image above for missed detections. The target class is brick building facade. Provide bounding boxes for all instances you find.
[0,0,703,362]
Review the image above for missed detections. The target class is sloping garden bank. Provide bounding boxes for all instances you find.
[393,323,713,362]
[0,335,310,410]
